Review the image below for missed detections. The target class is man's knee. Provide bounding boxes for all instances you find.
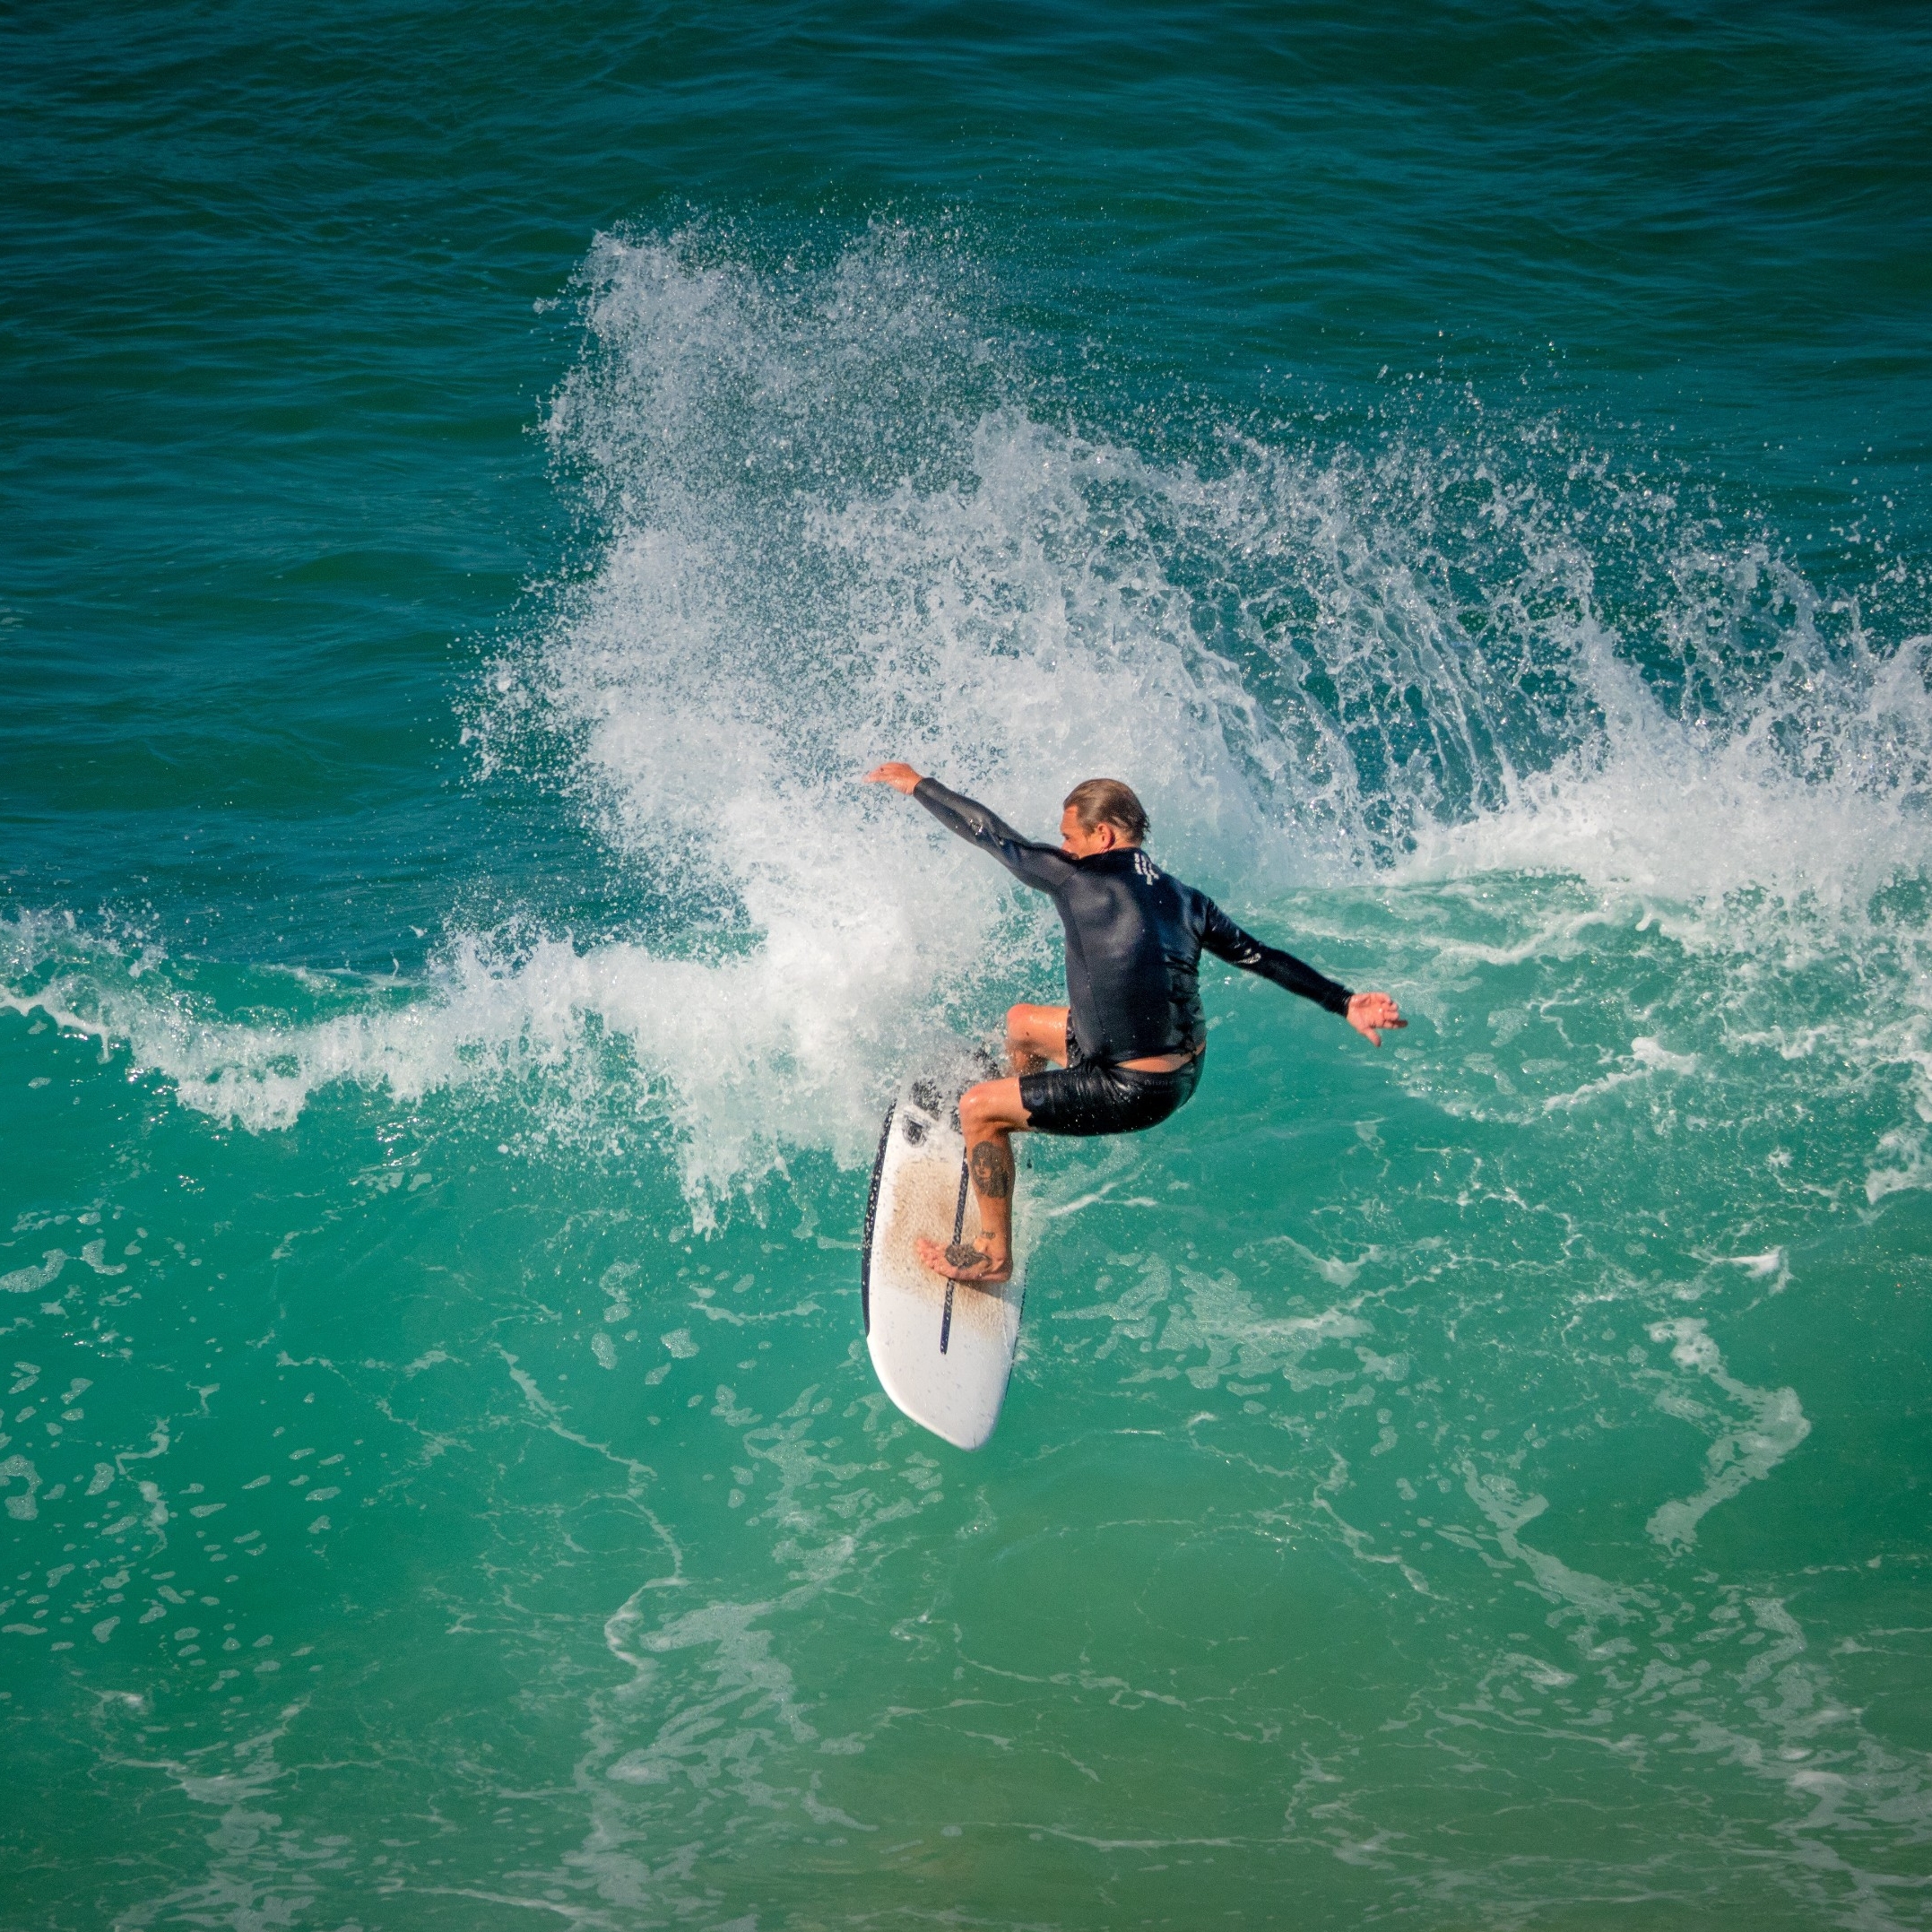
[961,1080,1024,1135]
[1006,1002,1064,1057]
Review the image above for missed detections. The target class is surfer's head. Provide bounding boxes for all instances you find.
[1061,778,1148,856]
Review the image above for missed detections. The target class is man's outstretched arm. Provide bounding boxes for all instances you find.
[863,764,1074,892]
[1200,899,1407,1047]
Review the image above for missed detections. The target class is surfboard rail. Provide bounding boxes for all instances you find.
[860,1102,896,1337]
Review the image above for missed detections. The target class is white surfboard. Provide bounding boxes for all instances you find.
[861,1068,1025,1451]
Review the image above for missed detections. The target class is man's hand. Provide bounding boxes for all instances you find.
[1347,992,1407,1047]
[864,762,923,795]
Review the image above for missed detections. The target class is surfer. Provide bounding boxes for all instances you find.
[864,765,1405,1286]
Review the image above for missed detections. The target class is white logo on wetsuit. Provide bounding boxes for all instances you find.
[1133,851,1159,883]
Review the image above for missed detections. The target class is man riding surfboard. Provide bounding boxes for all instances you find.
[864,765,1405,1287]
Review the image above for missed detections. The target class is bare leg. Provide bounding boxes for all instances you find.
[914,1077,1029,1287]
[1005,1002,1070,1075]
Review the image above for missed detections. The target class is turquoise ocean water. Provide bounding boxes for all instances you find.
[5,4,1932,1925]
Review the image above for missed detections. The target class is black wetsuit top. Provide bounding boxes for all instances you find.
[914,778,1353,1062]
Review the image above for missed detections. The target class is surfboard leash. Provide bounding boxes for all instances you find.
[940,1156,970,1354]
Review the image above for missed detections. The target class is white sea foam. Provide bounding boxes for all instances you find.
[1398,615,1932,917]
[6,227,1930,1211]
[3,924,985,1217]
[1642,1317,1811,1550]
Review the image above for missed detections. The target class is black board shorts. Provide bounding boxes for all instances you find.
[1018,1025,1203,1139]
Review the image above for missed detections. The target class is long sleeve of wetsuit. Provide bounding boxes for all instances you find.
[1199,897,1354,1017]
[911,778,1077,893]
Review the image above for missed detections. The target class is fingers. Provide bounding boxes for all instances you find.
[862,762,923,794]
[1346,992,1407,1047]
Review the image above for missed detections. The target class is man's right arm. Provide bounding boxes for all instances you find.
[863,764,1073,892]
[1198,897,1354,1014]
[1198,895,1408,1046]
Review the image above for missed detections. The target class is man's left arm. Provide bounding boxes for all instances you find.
[863,762,1074,892]
[1200,900,1407,1047]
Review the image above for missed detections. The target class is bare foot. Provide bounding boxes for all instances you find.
[914,1235,1012,1287]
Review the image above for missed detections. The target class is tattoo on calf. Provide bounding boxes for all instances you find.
[969,1140,1014,1201]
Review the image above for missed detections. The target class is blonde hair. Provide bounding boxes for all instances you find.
[1062,778,1148,845]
